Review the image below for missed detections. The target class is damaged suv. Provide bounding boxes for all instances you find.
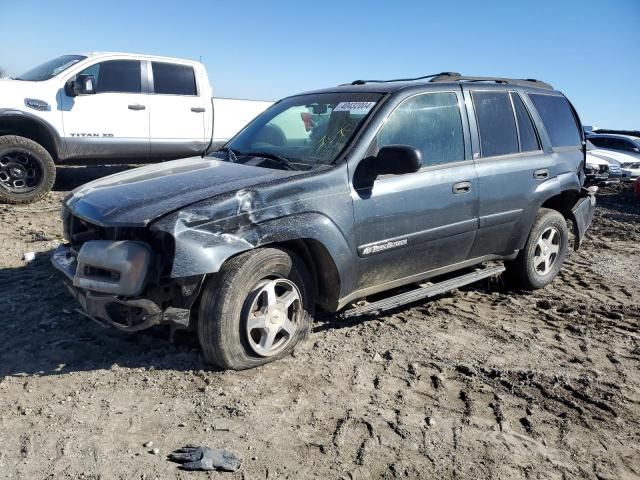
[53,73,595,370]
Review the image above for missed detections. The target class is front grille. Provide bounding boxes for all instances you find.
[63,212,149,250]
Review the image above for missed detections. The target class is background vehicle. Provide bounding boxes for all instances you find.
[585,153,612,185]
[585,140,621,185]
[587,133,640,158]
[0,52,272,204]
[592,128,640,139]
[53,73,595,370]
[587,135,640,181]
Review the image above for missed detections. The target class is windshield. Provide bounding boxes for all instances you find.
[210,92,383,170]
[16,55,87,81]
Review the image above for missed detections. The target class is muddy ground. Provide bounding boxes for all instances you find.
[0,167,638,479]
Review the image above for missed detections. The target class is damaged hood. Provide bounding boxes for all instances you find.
[65,157,297,227]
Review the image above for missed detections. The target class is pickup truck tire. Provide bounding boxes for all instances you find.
[505,208,568,290]
[197,248,314,370]
[0,135,56,205]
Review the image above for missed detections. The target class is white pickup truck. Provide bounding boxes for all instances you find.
[0,52,272,204]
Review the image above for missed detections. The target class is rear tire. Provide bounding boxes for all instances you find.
[197,248,314,370]
[505,208,568,290]
[0,135,56,205]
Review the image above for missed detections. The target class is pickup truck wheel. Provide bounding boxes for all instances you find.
[505,208,568,290]
[197,248,314,370]
[0,135,56,205]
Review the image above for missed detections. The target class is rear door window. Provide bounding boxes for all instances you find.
[376,92,465,167]
[152,62,197,95]
[511,93,540,152]
[529,94,581,148]
[472,91,519,157]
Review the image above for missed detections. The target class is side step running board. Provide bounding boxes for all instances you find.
[341,265,505,318]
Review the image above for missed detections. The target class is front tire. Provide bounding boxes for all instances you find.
[197,248,314,370]
[0,135,56,205]
[505,208,569,290]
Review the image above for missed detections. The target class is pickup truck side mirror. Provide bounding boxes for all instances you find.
[70,74,97,96]
[371,145,422,176]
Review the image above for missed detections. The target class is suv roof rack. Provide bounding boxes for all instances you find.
[346,73,553,90]
[348,72,461,86]
[429,73,553,90]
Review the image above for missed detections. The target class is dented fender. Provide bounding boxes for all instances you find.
[150,186,354,283]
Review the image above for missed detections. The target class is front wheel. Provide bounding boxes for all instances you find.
[505,208,569,290]
[197,248,314,370]
[0,135,56,205]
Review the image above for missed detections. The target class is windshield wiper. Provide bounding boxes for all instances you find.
[243,151,299,171]
[215,146,239,163]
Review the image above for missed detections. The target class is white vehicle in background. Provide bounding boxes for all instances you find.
[586,137,640,182]
[0,52,272,204]
[621,161,640,182]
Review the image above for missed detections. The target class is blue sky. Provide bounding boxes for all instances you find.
[1,0,638,128]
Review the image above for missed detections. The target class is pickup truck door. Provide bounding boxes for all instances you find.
[147,61,207,159]
[351,90,478,291]
[60,59,150,160]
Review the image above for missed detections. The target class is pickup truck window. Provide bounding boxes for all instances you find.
[529,94,581,148]
[16,54,87,81]
[78,60,141,94]
[375,92,464,167]
[472,91,519,157]
[151,62,197,95]
[220,92,383,169]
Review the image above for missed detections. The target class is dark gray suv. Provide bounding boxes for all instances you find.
[53,73,595,370]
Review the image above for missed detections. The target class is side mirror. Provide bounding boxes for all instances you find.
[372,145,422,176]
[71,74,96,96]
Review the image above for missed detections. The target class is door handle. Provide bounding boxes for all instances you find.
[191,107,206,113]
[452,181,472,194]
[533,169,549,180]
[128,104,146,111]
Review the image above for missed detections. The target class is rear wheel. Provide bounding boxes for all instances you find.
[505,208,569,290]
[0,135,56,204]
[197,248,314,370]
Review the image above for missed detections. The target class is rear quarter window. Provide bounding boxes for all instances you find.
[529,94,581,148]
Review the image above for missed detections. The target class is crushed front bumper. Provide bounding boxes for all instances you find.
[51,243,163,332]
[570,186,597,250]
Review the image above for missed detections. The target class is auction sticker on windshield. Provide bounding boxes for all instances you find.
[333,101,376,113]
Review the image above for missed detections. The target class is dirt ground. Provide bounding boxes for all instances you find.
[0,167,638,480]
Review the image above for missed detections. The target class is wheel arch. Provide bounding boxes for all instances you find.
[258,238,341,311]
[0,110,63,161]
[152,211,352,311]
